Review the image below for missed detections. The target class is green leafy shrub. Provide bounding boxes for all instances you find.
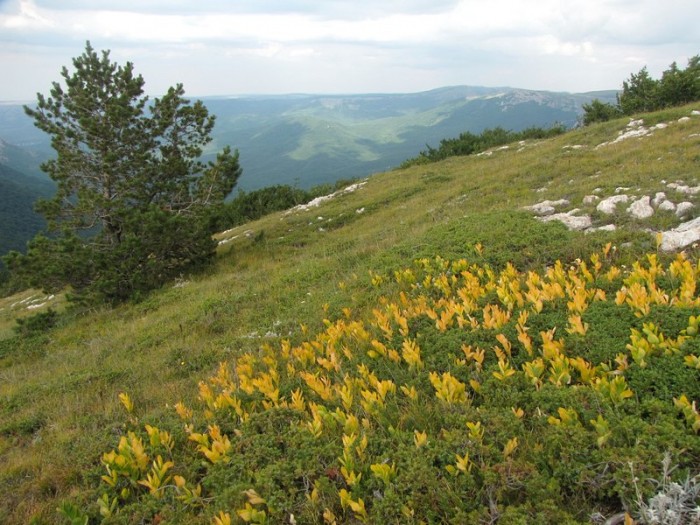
[87,246,700,524]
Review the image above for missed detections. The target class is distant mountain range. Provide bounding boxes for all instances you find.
[0,86,617,257]
[202,86,617,189]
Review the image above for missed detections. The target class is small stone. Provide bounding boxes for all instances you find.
[652,192,667,207]
[597,195,629,214]
[658,200,676,212]
[676,202,694,217]
[692,110,700,116]
[524,199,570,216]
[678,116,691,123]
[582,195,599,205]
[586,224,617,234]
[668,183,700,195]
[627,196,654,219]
[538,210,592,231]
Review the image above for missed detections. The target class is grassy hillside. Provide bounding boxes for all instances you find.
[1,104,700,524]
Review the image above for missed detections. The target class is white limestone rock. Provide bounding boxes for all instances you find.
[652,192,667,207]
[658,200,677,212]
[627,196,654,219]
[659,216,700,251]
[524,199,570,216]
[667,182,700,195]
[586,224,617,234]
[538,210,592,231]
[597,195,629,214]
[613,127,651,143]
[582,195,599,205]
[676,201,694,217]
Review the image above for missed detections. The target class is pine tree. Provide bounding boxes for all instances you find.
[618,66,659,114]
[5,42,241,303]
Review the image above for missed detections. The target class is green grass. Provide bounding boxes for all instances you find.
[1,103,700,524]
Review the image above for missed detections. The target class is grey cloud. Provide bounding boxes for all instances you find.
[33,0,461,17]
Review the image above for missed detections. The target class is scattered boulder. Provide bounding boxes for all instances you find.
[612,126,651,144]
[286,181,367,214]
[627,196,654,219]
[667,182,700,195]
[523,199,570,216]
[652,192,667,207]
[586,224,617,233]
[582,195,599,205]
[597,195,629,214]
[658,200,676,212]
[537,210,592,231]
[659,216,700,251]
[676,201,694,217]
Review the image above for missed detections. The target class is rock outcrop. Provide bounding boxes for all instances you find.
[659,216,700,251]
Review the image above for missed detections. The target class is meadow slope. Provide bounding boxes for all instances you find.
[1,103,700,524]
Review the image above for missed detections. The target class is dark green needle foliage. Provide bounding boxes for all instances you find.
[4,42,241,303]
[583,55,700,124]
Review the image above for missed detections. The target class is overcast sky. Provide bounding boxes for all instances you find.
[1,0,699,101]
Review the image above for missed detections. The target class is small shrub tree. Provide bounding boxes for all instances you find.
[581,99,623,125]
[618,66,659,114]
[4,42,241,303]
[582,55,700,125]
[656,56,700,108]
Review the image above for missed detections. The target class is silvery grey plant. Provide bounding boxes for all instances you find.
[632,452,700,525]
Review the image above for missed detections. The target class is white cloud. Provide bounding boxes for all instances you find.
[2,0,54,28]
[0,0,699,99]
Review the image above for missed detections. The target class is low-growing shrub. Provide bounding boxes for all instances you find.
[86,245,700,524]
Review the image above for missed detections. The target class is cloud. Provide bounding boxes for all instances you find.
[2,0,53,29]
[0,0,699,99]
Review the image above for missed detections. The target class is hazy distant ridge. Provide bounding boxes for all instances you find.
[0,85,617,190]
[0,85,616,256]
